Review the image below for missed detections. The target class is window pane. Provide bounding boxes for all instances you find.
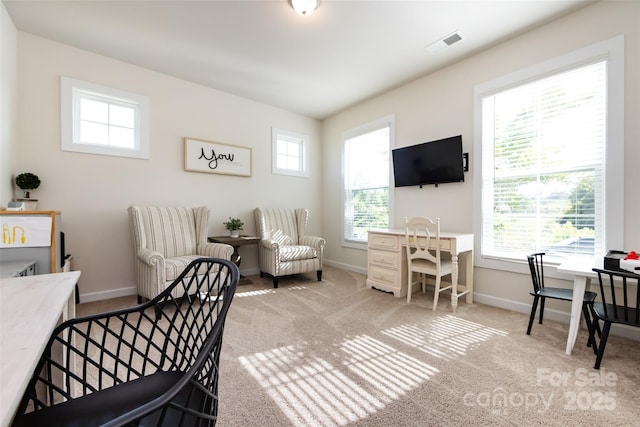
[344,124,390,243]
[80,98,108,123]
[79,121,108,145]
[110,104,135,128]
[109,126,135,148]
[276,138,302,171]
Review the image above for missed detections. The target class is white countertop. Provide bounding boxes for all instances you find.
[0,271,80,427]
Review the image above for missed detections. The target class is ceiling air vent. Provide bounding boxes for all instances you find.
[426,31,463,55]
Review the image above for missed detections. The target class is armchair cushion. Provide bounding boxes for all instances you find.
[279,245,318,262]
[272,229,294,245]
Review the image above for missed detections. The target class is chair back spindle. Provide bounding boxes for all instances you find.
[527,252,545,293]
[593,268,640,324]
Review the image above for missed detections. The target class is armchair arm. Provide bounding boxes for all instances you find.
[136,247,164,267]
[300,235,326,249]
[134,248,166,300]
[258,239,281,277]
[197,242,234,260]
[259,238,280,251]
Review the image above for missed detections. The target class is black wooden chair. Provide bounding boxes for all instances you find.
[526,253,598,345]
[589,268,640,369]
[11,257,239,427]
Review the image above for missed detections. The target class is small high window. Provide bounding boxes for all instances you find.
[61,77,150,159]
[272,128,309,177]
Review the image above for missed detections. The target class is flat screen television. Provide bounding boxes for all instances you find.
[392,135,464,187]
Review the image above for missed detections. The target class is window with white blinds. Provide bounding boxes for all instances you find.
[342,116,393,246]
[474,36,624,269]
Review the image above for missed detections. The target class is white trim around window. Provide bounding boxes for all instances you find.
[61,77,150,159]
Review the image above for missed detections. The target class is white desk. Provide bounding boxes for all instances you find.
[556,260,598,355]
[366,229,474,311]
[0,271,80,427]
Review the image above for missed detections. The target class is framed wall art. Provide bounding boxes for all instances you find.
[184,137,252,177]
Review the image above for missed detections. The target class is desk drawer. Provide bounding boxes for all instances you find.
[368,266,398,286]
[368,233,400,251]
[369,249,399,269]
[409,236,452,252]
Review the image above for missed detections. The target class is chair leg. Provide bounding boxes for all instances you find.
[137,295,143,304]
[317,270,322,281]
[588,320,599,355]
[407,272,413,304]
[432,276,441,311]
[273,277,278,288]
[581,303,595,348]
[594,321,611,370]
[586,304,602,355]
[527,296,539,335]
[538,297,546,324]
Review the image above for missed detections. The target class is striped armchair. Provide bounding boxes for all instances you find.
[254,207,325,288]
[128,206,233,302]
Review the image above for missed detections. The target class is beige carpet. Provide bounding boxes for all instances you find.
[79,266,640,426]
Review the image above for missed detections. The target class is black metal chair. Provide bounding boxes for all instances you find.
[589,268,640,369]
[526,253,598,345]
[11,257,239,427]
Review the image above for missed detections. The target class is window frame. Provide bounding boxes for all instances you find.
[472,35,624,274]
[61,77,150,159]
[271,128,310,177]
[341,115,395,250]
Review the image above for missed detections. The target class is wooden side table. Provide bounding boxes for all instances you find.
[208,235,261,285]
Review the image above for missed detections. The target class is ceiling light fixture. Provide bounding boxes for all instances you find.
[290,0,319,16]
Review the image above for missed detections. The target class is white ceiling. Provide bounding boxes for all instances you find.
[3,0,594,119]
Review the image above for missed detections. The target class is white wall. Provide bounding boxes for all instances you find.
[13,33,322,301]
[0,3,17,208]
[322,1,640,316]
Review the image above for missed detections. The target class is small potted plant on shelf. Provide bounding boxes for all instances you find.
[223,217,244,238]
[15,172,41,210]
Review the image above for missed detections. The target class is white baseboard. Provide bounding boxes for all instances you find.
[468,291,639,342]
[241,267,261,277]
[324,259,367,275]
[473,292,571,324]
[79,286,137,304]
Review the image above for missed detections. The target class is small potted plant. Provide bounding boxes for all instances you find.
[223,217,244,238]
[15,172,41,210]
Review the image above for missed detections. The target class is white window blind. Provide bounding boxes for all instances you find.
[343,119,392,244]
[480,61,606,263]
